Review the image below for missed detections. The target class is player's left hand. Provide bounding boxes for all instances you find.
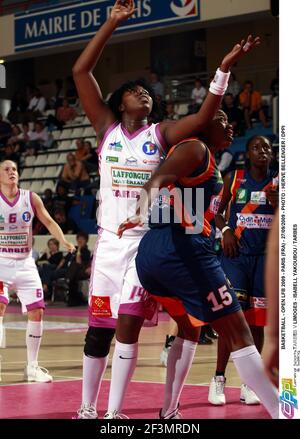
[63,241,76,253]
[118,215,144,238]
[220,35,261,72]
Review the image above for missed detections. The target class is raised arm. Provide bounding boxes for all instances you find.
[32,193,76,253]
[118,140,207,236]
[160,35,261,148]
[72,0,136,136]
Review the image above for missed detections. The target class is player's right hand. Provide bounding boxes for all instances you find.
[220,35,261,72]
[222,229,240,258]
[110,0,136,24]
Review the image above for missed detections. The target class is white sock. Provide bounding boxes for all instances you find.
[231,345,279,419]
[0,316,5,348]
[82,354,109,407]
[162,337,197,417]
[107,341,138,412]
[26,320,43,365]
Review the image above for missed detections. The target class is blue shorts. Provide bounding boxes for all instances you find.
[136,226,241,326]
[221,253,266,326]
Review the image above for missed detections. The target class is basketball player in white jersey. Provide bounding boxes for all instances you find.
[72,0,260,419]
[0,160,75,382]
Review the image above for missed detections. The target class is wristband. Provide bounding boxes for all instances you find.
[209,68,231,96]
[221,225,231,235]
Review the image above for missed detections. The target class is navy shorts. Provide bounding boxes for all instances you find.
[136,226,241,326]
[221,253,266,326]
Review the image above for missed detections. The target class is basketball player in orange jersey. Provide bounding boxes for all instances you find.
[119,111,278,420]
[72,0,261,419]
[0,160,75,383]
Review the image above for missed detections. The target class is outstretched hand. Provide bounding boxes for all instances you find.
[111,0,136,24]
[221,35,261,72]
[118,215,144,238]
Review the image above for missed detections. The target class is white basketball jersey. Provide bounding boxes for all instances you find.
[0,189,34,259]
[97,122,165,236]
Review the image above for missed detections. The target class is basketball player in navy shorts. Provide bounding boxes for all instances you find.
[208,135,278,406]
[72,0,262,419]
[119,114,278,419]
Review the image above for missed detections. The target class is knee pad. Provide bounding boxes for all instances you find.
[84,326,115,358]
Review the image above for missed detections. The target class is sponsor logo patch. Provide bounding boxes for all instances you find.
[142,141,158,155]
[250,191,266,205]
[91,296,112,317]
[236,188,248,204]
[111,167,152,188]
[108,141,123,152]
[106,156,119,163]
[209,195,221,214]
[250,296,267,309]
[236,213,273,229]
[22,211,31,222]
[125,156,138,166]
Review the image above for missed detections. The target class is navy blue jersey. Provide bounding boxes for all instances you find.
[228,169,278,255]
[149,140,224,240]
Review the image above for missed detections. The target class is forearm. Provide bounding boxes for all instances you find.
[46,221,68,246]
[73,17,118,74]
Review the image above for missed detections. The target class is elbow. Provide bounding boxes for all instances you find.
[72,64,88,77]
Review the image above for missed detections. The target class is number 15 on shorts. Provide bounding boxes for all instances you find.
[207,285,233,312]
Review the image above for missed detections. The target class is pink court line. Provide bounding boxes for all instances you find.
[0,379,270,419]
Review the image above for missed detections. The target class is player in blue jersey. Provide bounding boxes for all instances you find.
[208,135,278,406]
[118,118,278,419]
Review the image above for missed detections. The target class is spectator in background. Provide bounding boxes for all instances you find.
[46,98,78,130]
[42,188,54,215]
[38,238,64,298]
[61,152,90,194]
[51,78,65,109]
[0,114,12,148]
[53,183,72,213]
[24,121,50,155]
[74,139,86,161]
[82,140,98,173]
[226,72,241,102]
[239,80,269,129]
[65,232,91,306]
[53,209,78,234]
[222,93,245,136]
[150,72,164,98]
[57,98,77,124]
[27,88,47,117]
[7,91,28,124]
[65,76,78,106]
[190,78,207,112]
[165,102,179,121]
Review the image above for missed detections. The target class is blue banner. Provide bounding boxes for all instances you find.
[14,0,201,52]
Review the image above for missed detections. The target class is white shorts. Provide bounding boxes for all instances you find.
[0,256,44,313]
[88,228,157,328]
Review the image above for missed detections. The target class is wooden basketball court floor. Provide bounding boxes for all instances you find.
[0,304,270,419]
